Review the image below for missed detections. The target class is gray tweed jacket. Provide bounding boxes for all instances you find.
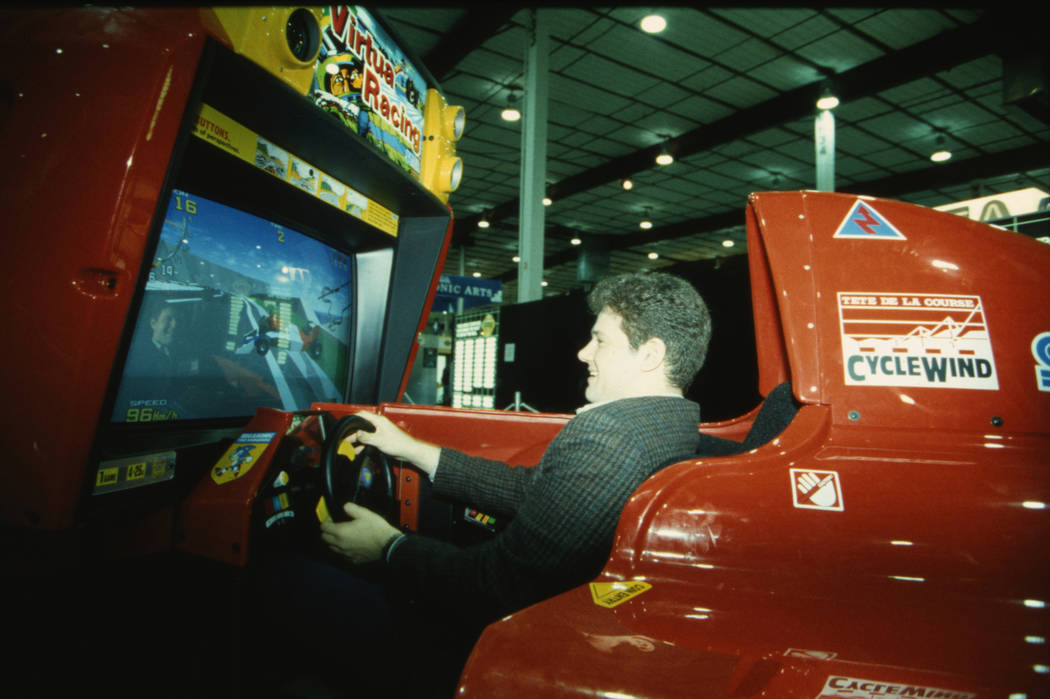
[386,395,700,625]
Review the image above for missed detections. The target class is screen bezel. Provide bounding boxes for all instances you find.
[108,184,359,427]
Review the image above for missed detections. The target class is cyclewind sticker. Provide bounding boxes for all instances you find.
[839,293,998,390]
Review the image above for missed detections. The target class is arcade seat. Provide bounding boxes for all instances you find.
[695,382,799,457]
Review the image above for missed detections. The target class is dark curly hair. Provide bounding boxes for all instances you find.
[587,271,711,390]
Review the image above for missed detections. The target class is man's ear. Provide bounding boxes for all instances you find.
[638,337,667,373]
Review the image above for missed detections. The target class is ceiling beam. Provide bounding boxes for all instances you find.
[422,8,521,81]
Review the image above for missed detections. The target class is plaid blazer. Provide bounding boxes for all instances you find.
[387,396,700,625]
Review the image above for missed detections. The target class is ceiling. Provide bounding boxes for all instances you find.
[379,5,1050,302]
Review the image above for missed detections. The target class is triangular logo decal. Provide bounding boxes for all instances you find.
[833,200,906,240]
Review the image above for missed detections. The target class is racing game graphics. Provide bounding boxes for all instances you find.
[111,189,353,424]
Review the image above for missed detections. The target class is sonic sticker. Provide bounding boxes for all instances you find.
[833,200,906,240]
[1033,332,1050,391]
[839,293,998,390]
[212,432,277,484]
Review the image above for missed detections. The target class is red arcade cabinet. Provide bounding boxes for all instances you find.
[1,8,462,693]
[1,6,461,536]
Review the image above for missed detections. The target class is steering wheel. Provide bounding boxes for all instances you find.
[321,415,397,524]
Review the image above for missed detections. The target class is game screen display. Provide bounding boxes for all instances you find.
[111,189,353,424]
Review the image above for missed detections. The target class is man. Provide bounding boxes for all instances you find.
[320,272,711,641]
[126,304,178,388]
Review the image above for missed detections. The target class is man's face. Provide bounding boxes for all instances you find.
[577,309,645,404]
[150,307,176,347]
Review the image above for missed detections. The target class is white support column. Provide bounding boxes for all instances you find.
[815,108,835,192]
[517,9,549,303]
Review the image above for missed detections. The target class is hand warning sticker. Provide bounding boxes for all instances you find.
[791,468,843,511]
[833,200,906,240]
[839,293,998,390]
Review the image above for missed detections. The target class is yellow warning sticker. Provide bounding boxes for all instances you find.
[590,581,652,608]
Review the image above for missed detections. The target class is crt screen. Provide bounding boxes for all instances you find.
[111,189,353,423]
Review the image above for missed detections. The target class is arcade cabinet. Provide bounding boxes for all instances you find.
[1,6,462,695]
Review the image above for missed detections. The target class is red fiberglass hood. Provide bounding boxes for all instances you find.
[458,191,1050,698]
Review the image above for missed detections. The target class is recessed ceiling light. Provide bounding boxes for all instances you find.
[639,220,653,230]
[647,251,659,260]
[816,94,839,110]
[621,179,634,190]
[542,197,552,206]
[570,237,582,246]
[477,218,490,229]
[655,152,673,166]
[930,135,951,162]
[722,239,735,248]
[501,91,521,122]
[640,15,666,34]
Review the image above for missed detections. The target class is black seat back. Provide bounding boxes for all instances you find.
[695,382,799,457]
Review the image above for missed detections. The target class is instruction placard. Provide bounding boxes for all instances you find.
[193,104,399,237]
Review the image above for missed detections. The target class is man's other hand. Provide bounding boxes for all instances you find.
[321,502,400,565]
